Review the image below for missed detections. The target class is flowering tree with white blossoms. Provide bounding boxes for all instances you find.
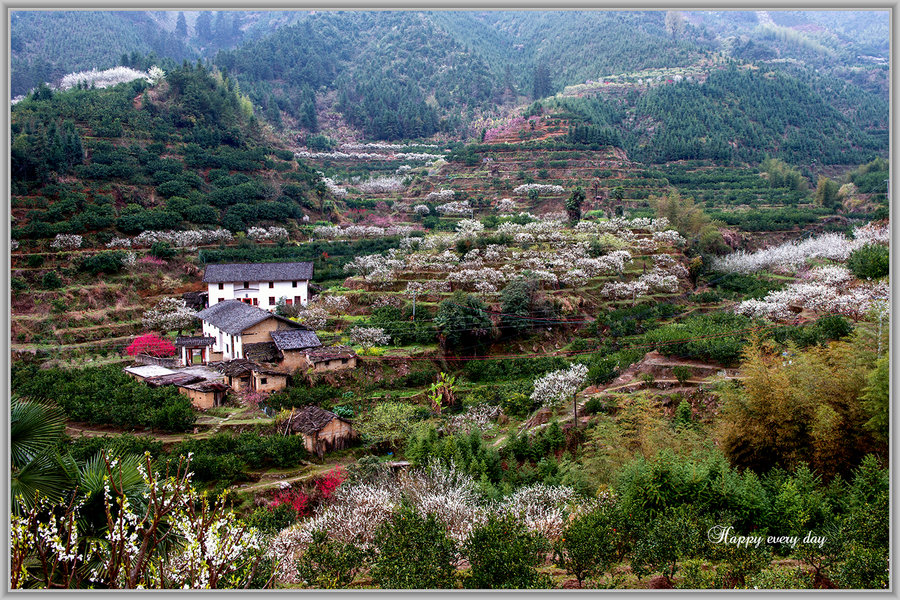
[50,234,82,250]
[141,297,198,334]
[106,237,132,248]
[413,204,431,216]
[530,363,589,425]
[295,307,329,330]
[358,176,405,194]
[350,327,391,351]
[435,200,471,216]
[266,460,583,584]
[10,454,267,589]
[497,198,518,212]
[57,66,151,91]
[426,189,456,203]
[247,226,289,242]
[455,218,485,240]
[513,184,565,196]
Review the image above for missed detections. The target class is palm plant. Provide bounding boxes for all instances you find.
[10,396,75,512]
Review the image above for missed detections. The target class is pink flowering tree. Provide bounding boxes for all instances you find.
[125,333,176,358]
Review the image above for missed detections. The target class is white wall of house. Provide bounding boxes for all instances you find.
[201,321,243,361]
[207,280,308,309]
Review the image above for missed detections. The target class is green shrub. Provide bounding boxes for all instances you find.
[149,241,176,260]
[847,244,889,280]
[464,512,550,589]
[296,530,368,588]
[41,271,62,289]
[247,504,299,534]
[554,506,617,586]
[370,505,457,589]
[643,313,751,366]
[631,504,706,583]
[11,364,196,432]
[672,365,692,385]
[78,250,126,275]
[67,434,164,462]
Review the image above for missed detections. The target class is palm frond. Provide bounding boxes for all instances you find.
[11,452,74,513]
[11,396,66,470]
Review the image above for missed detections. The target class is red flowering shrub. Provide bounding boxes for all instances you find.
[125,333,176,357]
[269,488,311,516]
[315,466,346,500]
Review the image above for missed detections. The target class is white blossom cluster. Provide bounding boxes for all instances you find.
[497,219,567,243]
[445,405,503,434]
[652,229,686,247]
[345,252,405,286]
[267,462,582,585]
[513,184,566,196]
[11,240,20,251]
[297,150,437,162]
[295,307,329,330]
[436,202,472,217]
[133,229,233,248]
[498,484,578,539]
[50,234,82,250]
[455,219,485,240]
[357,176,406,194]
[425,190,456,203]
[531,363,589,408]
[313,224,417,239]
[474,281,497,294]
[497,198,518,212]
[601,279,650,300]
[406,280,452,295]
[853,222,890,245]
[340,142,441,151]
[413,204,431,216]
[106,237,132,248]
[318,294,350,313]
[447,267,508,287]
[735,277,890,321]
[122,252,137,268]
[319,176,348,198]
[405,249,460,271]
[804,265,855,286]
[141,297,198,332]
[246,226,288,241]
[350,326,391,348]
[12,458,261,589]
[57,66,152,91]
[712,223,890,274]
[653,254,690,279]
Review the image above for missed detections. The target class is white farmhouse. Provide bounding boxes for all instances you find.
[202,261,314,310]
[196,300,308,362]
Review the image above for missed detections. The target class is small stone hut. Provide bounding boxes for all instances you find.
[286,405,358,458]
[220,359,289,393]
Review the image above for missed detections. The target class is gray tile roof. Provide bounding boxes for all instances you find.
[244,341,281,363]
[175,336,215,347]
[197,300,300,335]
[288,406,349,435]
[202,261,314,283]
[271,329,322,352]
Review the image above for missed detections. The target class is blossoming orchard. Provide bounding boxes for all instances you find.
[8,10,891,591]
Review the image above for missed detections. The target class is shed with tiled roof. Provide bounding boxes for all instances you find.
[286,406,358,457]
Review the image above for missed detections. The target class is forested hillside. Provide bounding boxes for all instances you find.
[10,63,323,245]
[10,11,195,97]
[543,64,888,165]
[216,12,501,139]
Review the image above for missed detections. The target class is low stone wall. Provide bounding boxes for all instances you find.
[136,354,179,368]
